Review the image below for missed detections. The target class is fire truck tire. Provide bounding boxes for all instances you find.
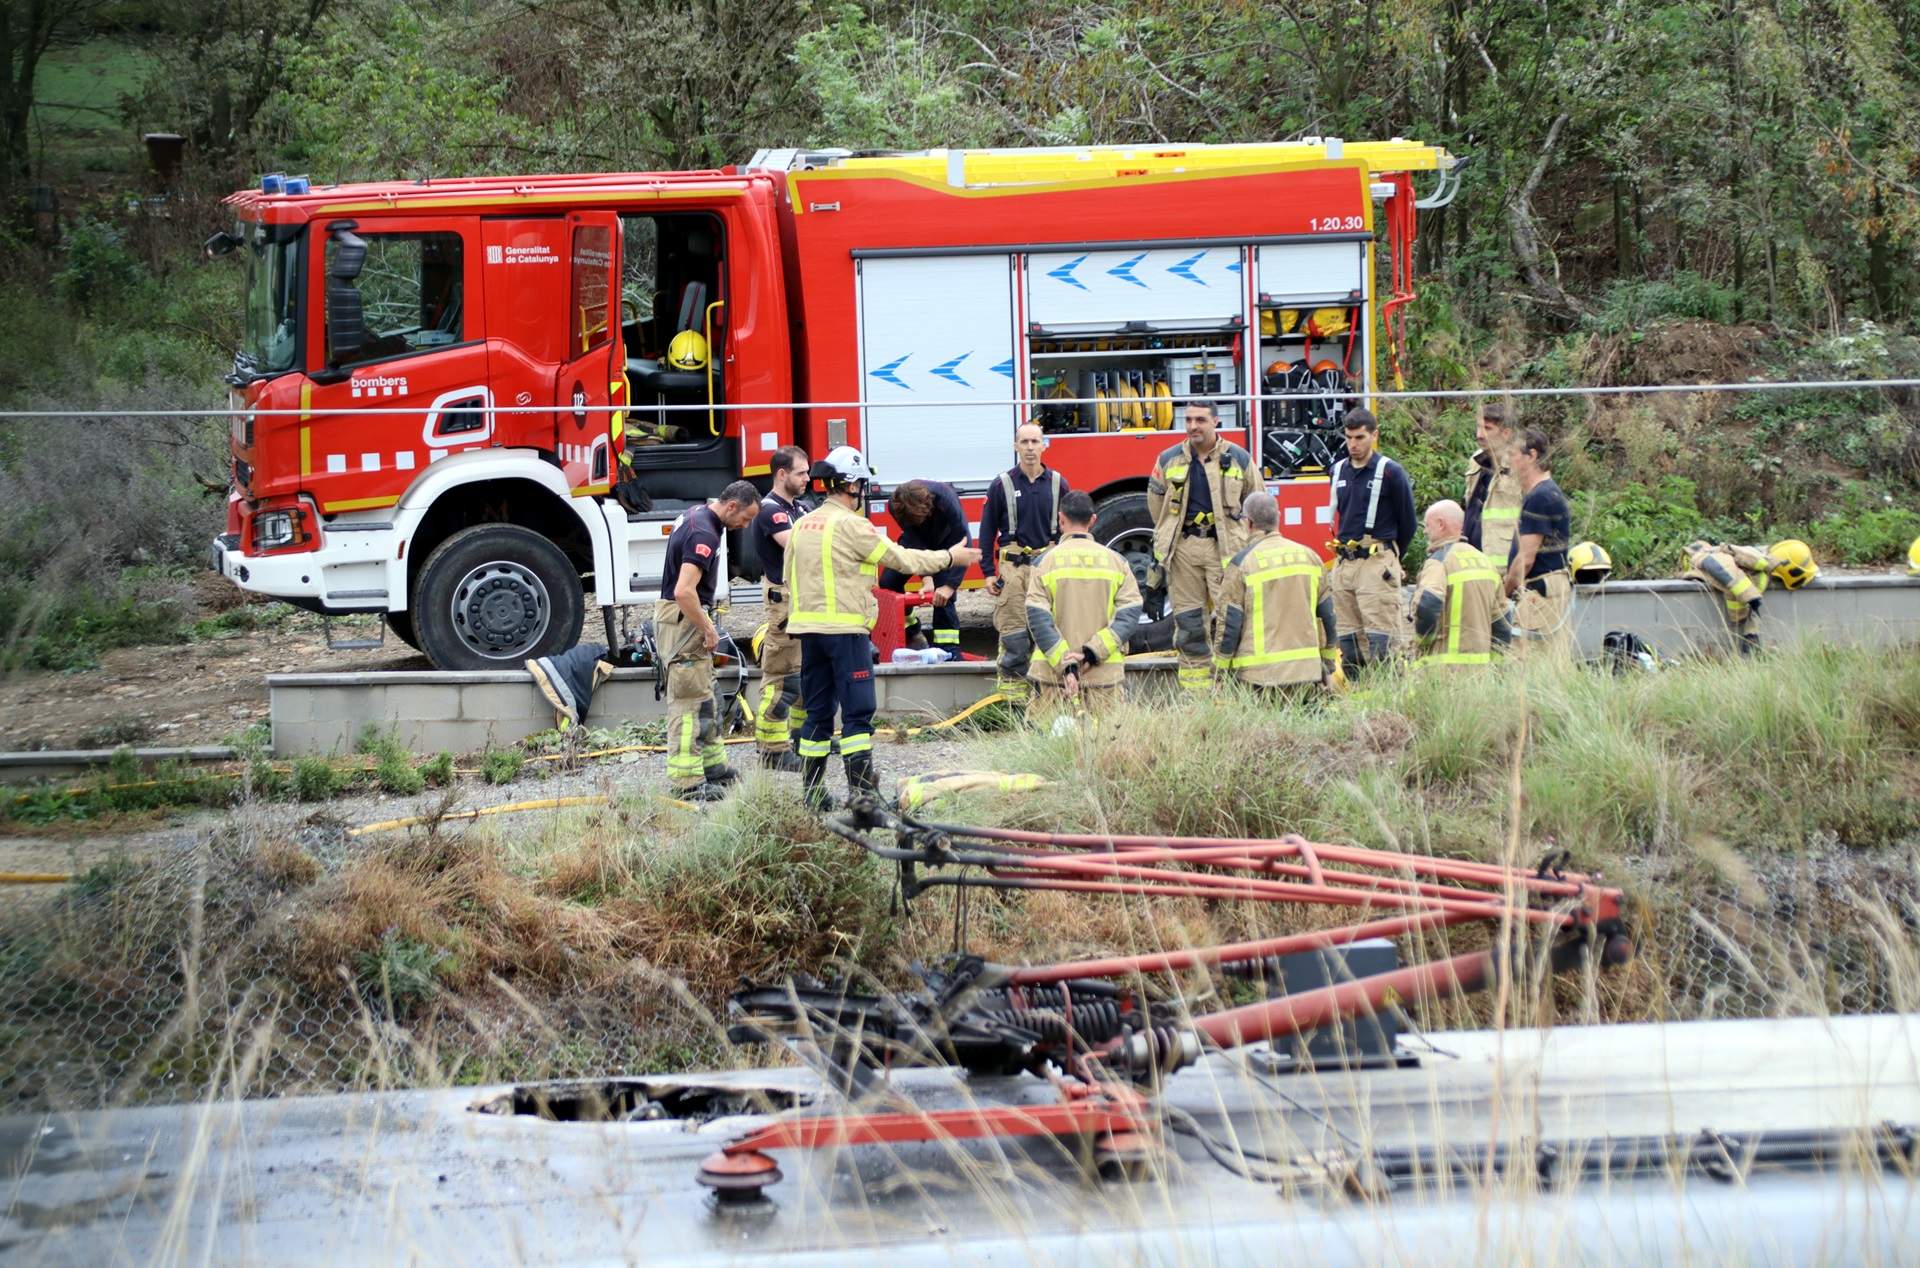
[414,525,585,671]
[385,610,421,652]
[1093,492,1167,622]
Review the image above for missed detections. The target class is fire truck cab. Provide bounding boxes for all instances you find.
[211,141,1456,669]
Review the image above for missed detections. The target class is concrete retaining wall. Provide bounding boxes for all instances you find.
[264,575,1920,755]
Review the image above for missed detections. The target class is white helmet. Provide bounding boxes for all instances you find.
[811,445,875,490]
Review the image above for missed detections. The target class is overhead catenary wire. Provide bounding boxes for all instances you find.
[3,376,1919,418]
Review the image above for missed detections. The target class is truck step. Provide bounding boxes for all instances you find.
[322,614,386,652]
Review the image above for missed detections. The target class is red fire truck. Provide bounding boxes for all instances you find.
[210,140,1457,669]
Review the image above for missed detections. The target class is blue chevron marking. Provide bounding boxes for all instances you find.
[1047,255,1089,290]
[930,352,972,387]
[1167,251,1208,285]
[989,357,1015,378]
[869,355,911,390]
[1107,252,1149,287]
[1225,259,1242,273]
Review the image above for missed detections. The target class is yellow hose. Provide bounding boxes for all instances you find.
[0,872,72,885]
[14,692,1008,812]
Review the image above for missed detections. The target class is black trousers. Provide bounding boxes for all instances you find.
[797,633,876,761]
[879,569,961,647]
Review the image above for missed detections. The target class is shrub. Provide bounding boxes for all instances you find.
[293,757,347,802]
[374,750,425,796]
[354,928,450,1019]
[481,749,524,784]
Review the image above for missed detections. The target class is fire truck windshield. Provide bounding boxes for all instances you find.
[239,225,300,377]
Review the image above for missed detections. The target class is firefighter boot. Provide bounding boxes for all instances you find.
[1366,633,1392,667]
[844,751,881,803]
[761,750,805,773]
[1338,634,1364,679]
[703,762,739,787]
[802,756,835,813]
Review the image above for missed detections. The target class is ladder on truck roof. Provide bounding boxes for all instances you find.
[750,138,1456,186]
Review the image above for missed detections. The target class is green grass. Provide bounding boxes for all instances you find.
[32,38,147,172]
[960,649,1920,868]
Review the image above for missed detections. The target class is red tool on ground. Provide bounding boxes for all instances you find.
[699,802,1631,1201]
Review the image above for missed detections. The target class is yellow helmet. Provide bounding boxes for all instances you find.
[667,329,709,371]
[1908,534,1920,575]
[1768,539,1818,590]
[1568,541,1612,583]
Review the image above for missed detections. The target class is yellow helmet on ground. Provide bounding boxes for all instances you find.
[1768,539,1818,590]
[1568,541,1612,583]
[1908,534,1920,575]
[667,329,709,371]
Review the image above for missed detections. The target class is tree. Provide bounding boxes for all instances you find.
[0,0,105,200]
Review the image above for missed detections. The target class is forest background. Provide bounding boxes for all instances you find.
[2,0,1918,669]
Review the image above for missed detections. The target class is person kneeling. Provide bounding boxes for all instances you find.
[1024,491,1143,717]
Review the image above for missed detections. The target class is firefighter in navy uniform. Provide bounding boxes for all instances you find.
[981,421,1069,703]
[656,481,762,802]
[787,448,982,809]
[1500,428,1574,660]
[1147,400,1258,694]
[748,445,809,771]
[1327,408,1416,675]
[881,478,974,654]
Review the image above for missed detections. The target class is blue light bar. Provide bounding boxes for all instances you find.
[260,172,286,194]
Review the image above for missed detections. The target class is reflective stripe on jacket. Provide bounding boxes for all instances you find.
[1415,539,1505,667]
[1146,440,1257,564]
[1214,532,1331,686]
[785,500,955,635]
[1463,450,1524,563]
[1682,542,1770,621]
[1023,533,1144,687]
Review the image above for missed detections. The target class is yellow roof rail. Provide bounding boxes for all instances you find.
[822,139,1455,186]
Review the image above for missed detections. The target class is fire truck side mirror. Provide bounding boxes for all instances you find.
[327,228,368,281]
[324,227,369,368]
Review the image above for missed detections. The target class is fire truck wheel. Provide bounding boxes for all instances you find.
[1094,492,1168,622]
[385,610,421,652]
[414,525,585,670]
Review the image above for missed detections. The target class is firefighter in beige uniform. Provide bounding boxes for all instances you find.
[1326,408,1417,675]
[787,447,981,810]
[1214,491,1337,695]
[1463,401,1523,566]
[656,481,763,802]
[748,445,809,770]
[1411,499,1512,668]
[1147,400,1257,694]
[1679,538,1818,654]
[1023,490,1143,715]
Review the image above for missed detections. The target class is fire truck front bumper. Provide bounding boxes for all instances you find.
[209,531,397,614]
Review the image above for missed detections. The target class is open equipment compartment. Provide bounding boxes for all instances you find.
[1254,235,1370,481]
[1023,245,1249,436]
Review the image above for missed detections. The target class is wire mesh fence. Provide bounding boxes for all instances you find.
[0,818,1913,1115]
